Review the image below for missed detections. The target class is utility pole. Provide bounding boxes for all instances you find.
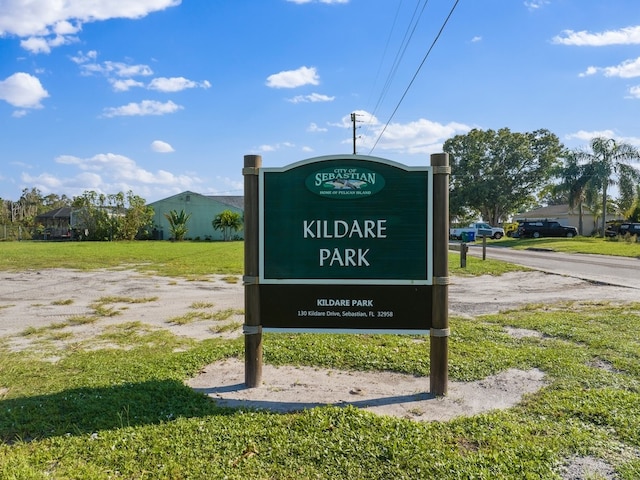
[350,112,364,154]
[351,113,357,154]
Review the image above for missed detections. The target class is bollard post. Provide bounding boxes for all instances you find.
[482,235,487,260]
[460,242,467,268]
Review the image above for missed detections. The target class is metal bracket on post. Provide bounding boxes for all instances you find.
[243,325,263,336]
[242,167,259,176]
[430,328,450,337]
[432,165,451,175]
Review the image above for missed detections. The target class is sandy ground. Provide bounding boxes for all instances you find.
[187,271,639,422]
[2,268,637,422]
[2,269,635,477]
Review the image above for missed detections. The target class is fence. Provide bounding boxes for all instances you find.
[0,225,30,241]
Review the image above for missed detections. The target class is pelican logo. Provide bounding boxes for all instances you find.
[305,167,385,199]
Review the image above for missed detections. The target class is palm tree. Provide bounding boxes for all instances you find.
[575,137,640,236]
[164,209,191,241]
[212,210,243,241]
[554,153,590,235]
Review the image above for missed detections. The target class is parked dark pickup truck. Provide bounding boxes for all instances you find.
[517,220,578,238]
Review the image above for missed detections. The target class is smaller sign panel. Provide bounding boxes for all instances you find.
[260,284,432,333]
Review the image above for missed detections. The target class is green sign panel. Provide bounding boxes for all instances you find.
[260,155,432,284]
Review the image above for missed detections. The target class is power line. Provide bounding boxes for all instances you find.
[364,0,406,110]
[369,0,461,155]
[363,0,429,140]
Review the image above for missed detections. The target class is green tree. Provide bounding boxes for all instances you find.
[443,128,563,225]
[42,193,71,210]
[164,209,192,241]
[212,210,243,241]
[618,171,638,216]
[72,191,109,240]
[121,191,154,240]
[17,187,44,227]
[625,185,640,222]
[72,190,153,241]
[574,137,640,236]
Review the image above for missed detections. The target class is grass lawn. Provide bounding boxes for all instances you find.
[0,241,639,478]
[497,235,640,257]
[0,240,243,277]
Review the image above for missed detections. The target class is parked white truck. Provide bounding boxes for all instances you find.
[449,222,505,240]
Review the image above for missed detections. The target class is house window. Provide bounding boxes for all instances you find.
[185,195,191,202]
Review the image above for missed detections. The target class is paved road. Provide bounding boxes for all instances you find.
[463,244,640,290]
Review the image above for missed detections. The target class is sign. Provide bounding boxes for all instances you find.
[261,284,431,333]
[259,155,432,332]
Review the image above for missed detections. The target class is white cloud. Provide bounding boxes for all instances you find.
[565,130,617,142]
[553,25,640,47]
[580,57,640,79]
[1,0,181,53]
[148,77,211,92]
[110,78,145,92]
[21,151,203,198]
[266,66,319,88]
[151,140,175,153]
[102,100,183,117]
[0,72,49,108]
[54,20,81,35]
[565,130,640,148]
[71,53,210,93]
[20,32,78,54]
[307,122,328,132]
[340,111,471,155]
[628,85,640,98]
[81,60,154,78]
[20,37,51,54]
[331,110,379,128]
[578,66,598,77]
[471,36,482,43]
[214,176,243,194]
[524,1,549,10]
[257,142,295,152]
[70,50,98,64]
[287,93,334,103]
[55,153,199,186]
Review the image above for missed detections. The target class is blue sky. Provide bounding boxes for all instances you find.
[1,0,639,203]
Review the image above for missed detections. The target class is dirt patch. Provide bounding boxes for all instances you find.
[448,271,638,317]
[0,269,244,347]
[187,358,547,422]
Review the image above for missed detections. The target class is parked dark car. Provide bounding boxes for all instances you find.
[607,222,640,238]
[605,223,621,237]
[517,220,578,238]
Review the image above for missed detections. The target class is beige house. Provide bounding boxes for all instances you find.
[515,204,619,236]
